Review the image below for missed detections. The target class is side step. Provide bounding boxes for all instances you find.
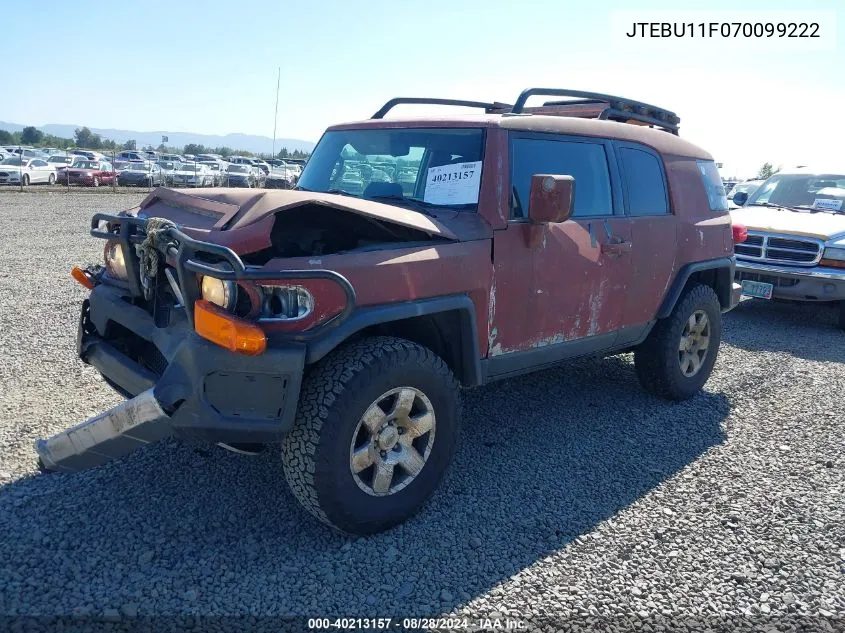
[35,388,173,473]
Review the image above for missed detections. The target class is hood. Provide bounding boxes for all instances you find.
[129,187,492,253]
[730,206,845,241]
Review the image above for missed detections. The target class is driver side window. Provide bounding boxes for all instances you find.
[510,136,613,220]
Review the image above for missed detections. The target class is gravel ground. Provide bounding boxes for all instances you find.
[0,192,842,631]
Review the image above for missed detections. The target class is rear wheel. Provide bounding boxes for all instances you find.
[48,173,56,185]
[21,174,29,186]
[92,177,99,188]
[283,337,461,535]
[635,284,722,401]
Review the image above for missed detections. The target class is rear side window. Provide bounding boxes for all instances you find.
[697,160,728,211]
[511,137,613,218]
[618,147,668,215]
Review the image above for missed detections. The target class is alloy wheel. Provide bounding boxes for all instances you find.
[679,310,711,377]
[349,387,436,496]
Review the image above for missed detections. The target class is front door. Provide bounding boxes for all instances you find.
[488,134,633,372]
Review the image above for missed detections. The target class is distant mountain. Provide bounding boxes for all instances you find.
[0,121,315,154]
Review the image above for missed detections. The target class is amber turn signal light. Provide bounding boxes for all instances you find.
[819,258,845,269]
[71,267,95,290]
[194,299,267,356]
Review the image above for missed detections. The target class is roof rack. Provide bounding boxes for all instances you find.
[370,88,680,134]
[371,98,513,119]
[511,88,680,134]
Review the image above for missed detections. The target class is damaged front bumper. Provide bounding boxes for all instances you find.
[36,211,355,473]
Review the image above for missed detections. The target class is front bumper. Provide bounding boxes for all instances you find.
[735,259,845,302]
[79,283,306,443]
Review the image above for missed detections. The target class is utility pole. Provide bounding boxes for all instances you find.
[272,66,280,159]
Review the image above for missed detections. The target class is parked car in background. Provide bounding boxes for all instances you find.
[117,162,163,187]
[47,154,77,171]
[251,158,271,175]
[199,161,226,186]
[730,166,845,329]
[171,162,213,187]
[57,160,116,187]
[727,179,764,207]
[0,156,57,185]
[158,153,185,163]
[156,160,181,185]
[183,154,196,163]
[116,151,148,162]
[70,150,105,161]
[224,163,258,187]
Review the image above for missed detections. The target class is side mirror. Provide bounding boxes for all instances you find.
[528,174,574,223]
[732,191,749,206]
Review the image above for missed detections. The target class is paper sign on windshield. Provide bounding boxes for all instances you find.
[813,198,844,211]
[424,160,482,206]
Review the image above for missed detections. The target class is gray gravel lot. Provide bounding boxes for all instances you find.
[0,192,843,631]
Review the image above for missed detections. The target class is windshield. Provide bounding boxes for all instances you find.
[297,128,485,209]
[227,165,249,173]
[728,181,762,199]
[73,161,98,169]
[48,156,70,163]
[746,172,845,211]
[129,163,150,171]
[157,161,176,170]
[1,157,23,166]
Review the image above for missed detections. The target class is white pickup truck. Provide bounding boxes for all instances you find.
[730,166,845,330]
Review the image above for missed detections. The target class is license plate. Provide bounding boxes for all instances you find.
[741,279,774,299]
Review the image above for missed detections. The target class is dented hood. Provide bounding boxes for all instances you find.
[730,206,845,241]
[131,187,489,248]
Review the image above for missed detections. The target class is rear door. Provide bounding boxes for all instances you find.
[613,142,676,327]
[488,133,633,362]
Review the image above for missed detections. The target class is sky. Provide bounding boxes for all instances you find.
[2,0,842,177]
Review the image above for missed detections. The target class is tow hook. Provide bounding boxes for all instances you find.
[35,388,174,473]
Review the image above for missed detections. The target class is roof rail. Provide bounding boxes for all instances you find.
[371,98,513,119]
[511,88,680,134]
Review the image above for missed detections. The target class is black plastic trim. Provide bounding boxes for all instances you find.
[657,256,736,318]
[372,98,512,119]
[300,295,482,386]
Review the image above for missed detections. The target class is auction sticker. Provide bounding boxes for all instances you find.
[424,160,482,206]
[813,198,843,211]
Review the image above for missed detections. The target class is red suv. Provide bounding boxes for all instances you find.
[39,88,741,535]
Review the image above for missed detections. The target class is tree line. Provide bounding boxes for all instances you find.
[0,126,310,160]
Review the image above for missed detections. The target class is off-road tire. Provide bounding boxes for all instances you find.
[282,336,461,535]
[838,301,845,331]
[635,284,722,401]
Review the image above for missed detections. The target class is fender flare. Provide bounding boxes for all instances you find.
[657,256,736,319]
[301,295,482,386]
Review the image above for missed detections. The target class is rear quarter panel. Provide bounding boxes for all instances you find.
[666,156,733,266]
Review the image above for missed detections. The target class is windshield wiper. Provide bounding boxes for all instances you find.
[365,194,437,217]
[748,202,794,211]
[789,204,843,214]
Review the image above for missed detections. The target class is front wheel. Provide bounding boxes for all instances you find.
[283,337,461,535]
[48,173,56,185]
[21,174,30,186]
[635,284,722,401]
[92,177,99,188]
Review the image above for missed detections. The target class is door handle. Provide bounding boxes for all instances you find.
[601,240,632,257]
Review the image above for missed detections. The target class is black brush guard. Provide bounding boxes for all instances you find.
[90,213,357,334]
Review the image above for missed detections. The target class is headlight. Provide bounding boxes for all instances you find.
[822,247,845,262]
[201,276,236,309]
[104,241,127,279]
[261,286,314,320]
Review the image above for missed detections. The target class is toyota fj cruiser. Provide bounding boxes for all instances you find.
[38,88,742,535]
